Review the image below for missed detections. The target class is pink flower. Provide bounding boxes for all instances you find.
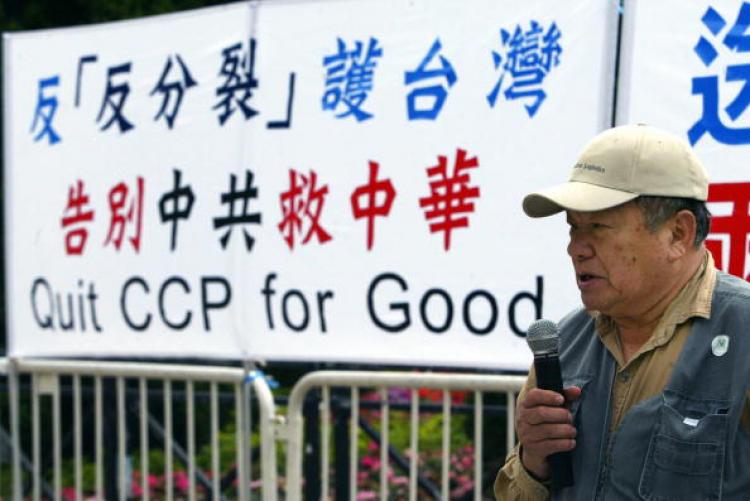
[149,474,163,488]
[132,482,143,497]
[361,455,380,469]
[390,475,409,486]
[174,471,189,493]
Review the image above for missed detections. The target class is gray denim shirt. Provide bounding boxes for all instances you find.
[553,271,750,500]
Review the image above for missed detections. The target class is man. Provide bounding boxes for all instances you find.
[494,124,750,500]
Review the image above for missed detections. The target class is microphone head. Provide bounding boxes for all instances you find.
[526,319,560,355]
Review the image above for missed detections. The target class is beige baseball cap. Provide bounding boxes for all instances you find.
[522,124,709,218]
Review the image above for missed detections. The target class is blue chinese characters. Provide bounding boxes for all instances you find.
[405,38,457,120]
[30,76,62,144]
[322,37,383,121]
[29,18,569,145]
[487,20,562,117]
[689,2,750,145]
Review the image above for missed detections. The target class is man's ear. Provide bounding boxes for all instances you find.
[668,210,697,259]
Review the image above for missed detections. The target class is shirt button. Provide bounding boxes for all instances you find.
[619,371,630,382]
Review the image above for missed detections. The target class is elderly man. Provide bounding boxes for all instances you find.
[494,124,750,500]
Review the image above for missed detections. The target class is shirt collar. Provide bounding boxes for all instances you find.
[595,250,716,363]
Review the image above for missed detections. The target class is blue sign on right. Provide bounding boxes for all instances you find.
[690,2,750,145]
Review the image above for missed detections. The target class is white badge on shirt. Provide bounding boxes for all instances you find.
[711,335,730,357]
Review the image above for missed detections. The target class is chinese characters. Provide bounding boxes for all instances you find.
[689,3,750,145]
[322,37,383,121]
[61,148,486,256]
[419,149,480,250]
[31,20,566,146]
[706,182,750,280]
[487,20,563,117]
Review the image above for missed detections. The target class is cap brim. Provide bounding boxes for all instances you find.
[522,181,639,218]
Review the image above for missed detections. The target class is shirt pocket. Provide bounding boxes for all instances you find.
[638,390,729,501]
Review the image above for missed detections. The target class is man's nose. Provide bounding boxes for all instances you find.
[567,234,594,261]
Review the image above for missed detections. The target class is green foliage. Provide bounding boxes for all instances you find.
[359,409,473,454]
[194,420,260,473]
[59,459,98,493]
[418,413,472,451]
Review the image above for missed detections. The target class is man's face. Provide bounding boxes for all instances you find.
[566,202,674,320]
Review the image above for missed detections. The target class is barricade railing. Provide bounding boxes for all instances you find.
[0,357,278,501]
[0,360,526,500]
[281,370,526,501]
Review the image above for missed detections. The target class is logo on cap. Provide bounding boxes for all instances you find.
[573,163,605,174]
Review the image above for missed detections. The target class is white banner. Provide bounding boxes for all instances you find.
[4,0,617,369]
[618,0,750,281]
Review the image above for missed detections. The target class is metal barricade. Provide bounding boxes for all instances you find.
[281,370,526,501]
[0,360,526,500]
[0,357,278,501]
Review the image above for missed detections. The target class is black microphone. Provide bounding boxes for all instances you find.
[526,319,574,490]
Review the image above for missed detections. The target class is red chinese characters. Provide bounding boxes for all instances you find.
[104,177,144,252]
[419,148,480,250]
[278,169,332,250]
[706,182,750,280]
[61,179,95,255]
[59,149,487,257]
[351,161,396,250]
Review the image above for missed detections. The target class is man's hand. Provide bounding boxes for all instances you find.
[517,386,581,481]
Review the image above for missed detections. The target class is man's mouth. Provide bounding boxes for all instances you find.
[578,273,598,284]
